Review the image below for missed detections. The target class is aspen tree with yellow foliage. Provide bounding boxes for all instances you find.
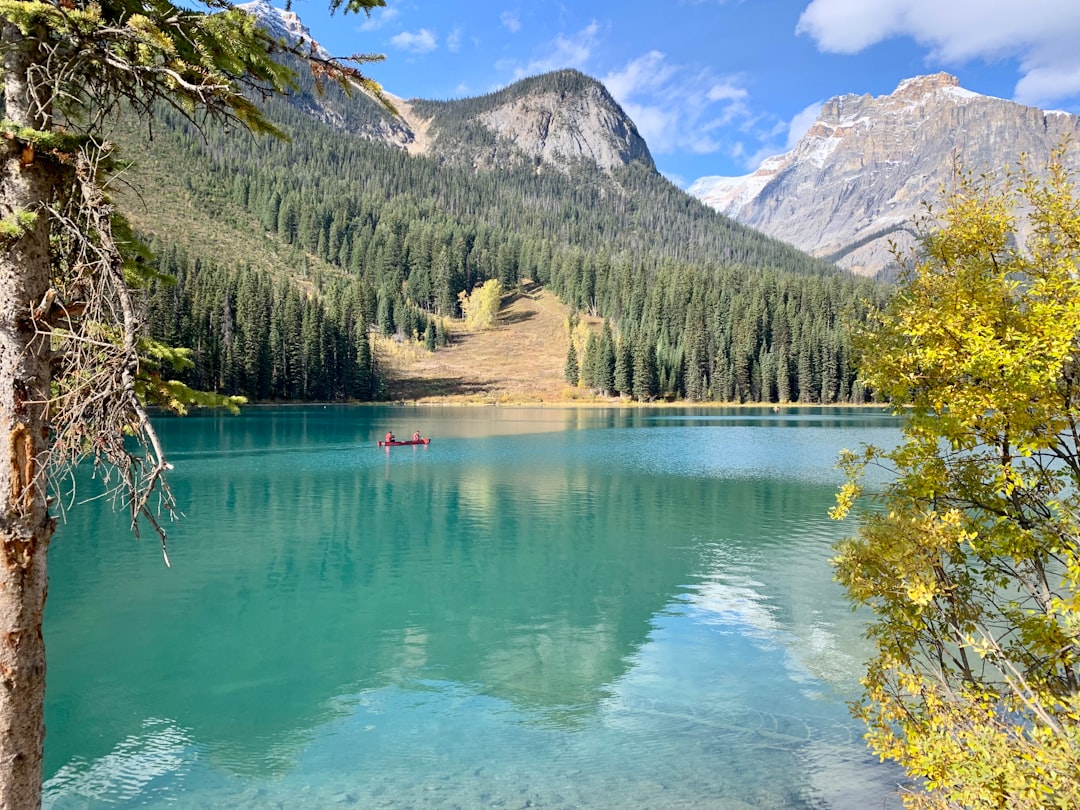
[832,152,1080,809]
[458,278,503,330]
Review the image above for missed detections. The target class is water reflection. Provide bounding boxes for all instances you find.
[44,406,904,808]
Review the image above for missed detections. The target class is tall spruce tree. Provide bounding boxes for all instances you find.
[564,340,580,386]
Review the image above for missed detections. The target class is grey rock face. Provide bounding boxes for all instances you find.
[689,73,1080,276]
[475,79,654,173]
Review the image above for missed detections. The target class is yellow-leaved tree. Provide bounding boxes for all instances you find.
[832,153,1080,809]
[458,278,503,330]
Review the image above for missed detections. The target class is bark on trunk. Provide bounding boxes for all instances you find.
[0,22,57,810]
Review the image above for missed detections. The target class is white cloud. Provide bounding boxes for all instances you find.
[501,11,521,33]
[797,0,1080,106]
[1015,64,1080,107]
[446,27,463,53]
[358,7,399,32]
[602,52,753,158]
[603,50,678,99]
[707,82,748,103]
[785,101,823,150]
[514,21,600,78]
[734,102,823,171]
[391,28,438,54]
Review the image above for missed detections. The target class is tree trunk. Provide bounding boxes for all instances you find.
[0,22,58,810]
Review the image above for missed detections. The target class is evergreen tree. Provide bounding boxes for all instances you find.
[597,321,616,395]
[564,341,580,386]
[614,337,633,396]
[581,331,600,390]
[632,339,659,401]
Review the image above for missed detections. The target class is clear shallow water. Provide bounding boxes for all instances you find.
[43,405,906,809]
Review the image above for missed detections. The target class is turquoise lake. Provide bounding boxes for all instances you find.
[42,405,906,809]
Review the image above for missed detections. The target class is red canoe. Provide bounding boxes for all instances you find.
[377,439,431,447]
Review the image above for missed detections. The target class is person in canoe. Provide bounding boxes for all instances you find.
[385,431,395,443]
[412,430,421,442]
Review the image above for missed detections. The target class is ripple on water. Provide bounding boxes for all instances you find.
[44,719,193,807]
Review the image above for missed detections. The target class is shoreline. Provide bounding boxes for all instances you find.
[209,398,891,410]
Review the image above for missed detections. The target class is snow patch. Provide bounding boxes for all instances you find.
[688,170,777,217]
[944,86,981,101]
[798,135,841,168]
[237,0,330,59]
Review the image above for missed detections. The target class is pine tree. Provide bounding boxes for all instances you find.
[581,330,599,390]
[598,321,616,395]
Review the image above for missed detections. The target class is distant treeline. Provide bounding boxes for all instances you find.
[143,247,379,401]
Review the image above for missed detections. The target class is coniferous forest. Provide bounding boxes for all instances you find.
[124,67,887,404]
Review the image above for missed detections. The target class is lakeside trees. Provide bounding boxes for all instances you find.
[832,157,1080,808]
[144,249,377,401]
[0,0,386,804]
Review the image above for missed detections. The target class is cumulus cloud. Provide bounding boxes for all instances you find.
[391,28,438,54]
[797,0,1080,106]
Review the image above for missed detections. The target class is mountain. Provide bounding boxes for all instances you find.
[113,4,882,406]
[407,71,654,173]
[238,0,329,59]
[688,73,1080,276]
[239,3,651,175]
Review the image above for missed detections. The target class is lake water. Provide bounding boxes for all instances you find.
[42,405,906,809]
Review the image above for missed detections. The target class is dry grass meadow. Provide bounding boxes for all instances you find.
[376,281,610,405]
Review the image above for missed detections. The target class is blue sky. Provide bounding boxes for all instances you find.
[291,0,1080,187]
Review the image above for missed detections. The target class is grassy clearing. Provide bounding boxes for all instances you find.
[377,281,614,405]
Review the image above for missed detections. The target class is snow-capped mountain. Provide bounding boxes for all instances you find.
[689,73,1080,276]
[237,0,330,60]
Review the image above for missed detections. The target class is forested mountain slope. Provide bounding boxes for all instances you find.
[119,52,884,404]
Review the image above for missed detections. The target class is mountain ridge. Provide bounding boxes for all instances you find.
[688,72,1080,276]
[238,3,652,176]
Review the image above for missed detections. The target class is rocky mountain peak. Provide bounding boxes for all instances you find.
[892,71,961,99]
[688,73,1080,276]
[407,69,654,175]
[237,0,330,59]
[475,69,653,173]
